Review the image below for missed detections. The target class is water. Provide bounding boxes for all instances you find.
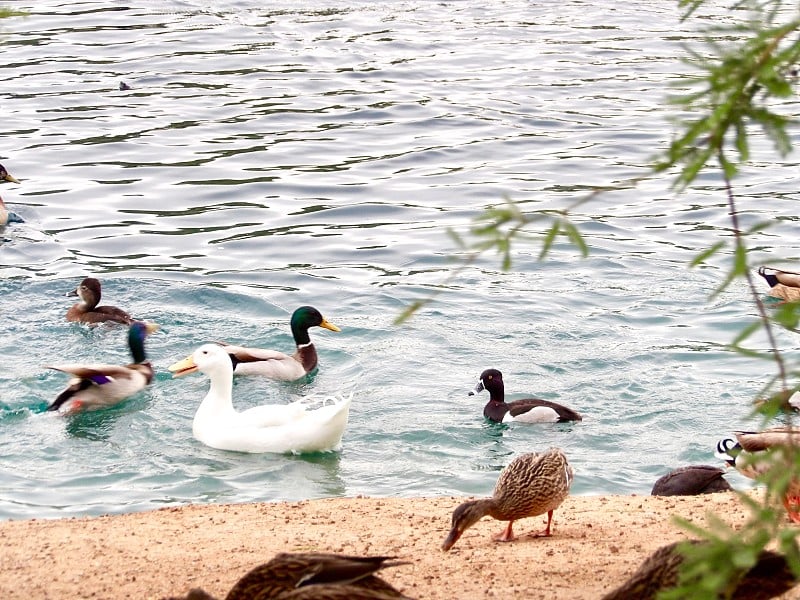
[1,0,799,520]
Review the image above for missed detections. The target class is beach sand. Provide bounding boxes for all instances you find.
[0,493,798,599]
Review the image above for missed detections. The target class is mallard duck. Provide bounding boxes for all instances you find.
[601,539,798,600]
[168,343,352,454]
[66,277,134,325]
[0,163,19,184]
[441,447,573,551]
[219,306,341,381]
[469,369,582,423]
[0,195,23,225]
[46,321,159,414]
[161,553,412,600]
[650,465,732,496]
[757,266,800,302]
[717,428,800,522]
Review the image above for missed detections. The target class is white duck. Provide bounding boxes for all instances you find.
[168,343,352,454]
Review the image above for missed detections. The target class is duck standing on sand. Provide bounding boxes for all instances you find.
[470,368,582,423]
[442,447,573,551]
[169,343,352,454]
[757,266,800,302]
[219,306,340,381]
[717,427,800,522]
[601,539,798,600]
[47,321,159,414]
[66,277,133,325]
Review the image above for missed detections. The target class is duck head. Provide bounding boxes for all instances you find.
[169,343,233,379]
[290,306,340,344]
[67,277,103,308]
[715,438,741,467]
[469,368,503,396]
[0,164,20,184]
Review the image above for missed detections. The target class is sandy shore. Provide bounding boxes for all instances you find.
[0,493,798,599]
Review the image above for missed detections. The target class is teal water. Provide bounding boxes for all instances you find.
[1,0,799,520]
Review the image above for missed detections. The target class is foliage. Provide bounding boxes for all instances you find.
[0,7,26,18]
[402,0,800,597]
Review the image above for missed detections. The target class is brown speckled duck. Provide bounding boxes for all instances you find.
[717,427,800,522]
[219,306,340,381]
[650,465,732,496]
[757,266,800,302]
[470,369,582,423]
[441,447,573,551]
[161,553,412,600]
[601,540,798,600]
[66,277,134,325]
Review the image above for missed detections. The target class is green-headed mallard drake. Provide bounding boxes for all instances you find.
[0,195,23,225]
[601,539,798,600]
[650,465,732,496]
[441,447,573,551]
[168,343,351,454]
[757,266,800,302]
[66,277,134,325]
[0,163,19,184]
[469,368,582,423]
[717,428,800,522]
[219,306,340,381]
[46,321,159,414]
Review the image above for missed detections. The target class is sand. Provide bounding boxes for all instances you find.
[0,493,798,599]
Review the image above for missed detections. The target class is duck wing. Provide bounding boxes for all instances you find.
[47,363,139,383]
[507,398,582,422]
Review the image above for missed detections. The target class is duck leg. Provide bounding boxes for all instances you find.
[493,520,516,542]
[529,510,555,537]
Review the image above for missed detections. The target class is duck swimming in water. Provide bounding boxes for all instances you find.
[469,368,582,423]
[757,266,800,302]
[47,321,159,414]
[169,343,352,454]
[0,195,23,225]
[66,277,134,325]
[219,306,341,381]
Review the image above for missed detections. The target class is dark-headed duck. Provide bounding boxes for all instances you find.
[470,368,582,424]
[66,277,133,325]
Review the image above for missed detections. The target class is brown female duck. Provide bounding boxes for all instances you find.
[441,447,573,551]
[162,553,412,600]
[757,266,800,302]
[66,277,133,325]
[601,540,798,600]
[470,368,582,423]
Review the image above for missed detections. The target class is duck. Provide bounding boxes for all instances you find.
[716,427,800,522]
[0,195,23,225]
[66,277,134,325]
[168,343,352,454]
[161,553,412,600]
[0,163,19,184]
[441,447,573,551]
[469,368,582,423]
[757,266,800,302]
[219,306,341,381]
[650,465,732,496]
[46,321,159,414]
[601,539,798,600]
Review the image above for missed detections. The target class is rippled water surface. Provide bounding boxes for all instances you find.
[1,0,799,520]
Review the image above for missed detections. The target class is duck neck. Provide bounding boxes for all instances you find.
[128,330,147,364]
[486,382,506,404]
[291,322,311,346]
[197,368,236,419]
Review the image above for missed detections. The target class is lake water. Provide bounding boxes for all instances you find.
[1,0,799,520]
